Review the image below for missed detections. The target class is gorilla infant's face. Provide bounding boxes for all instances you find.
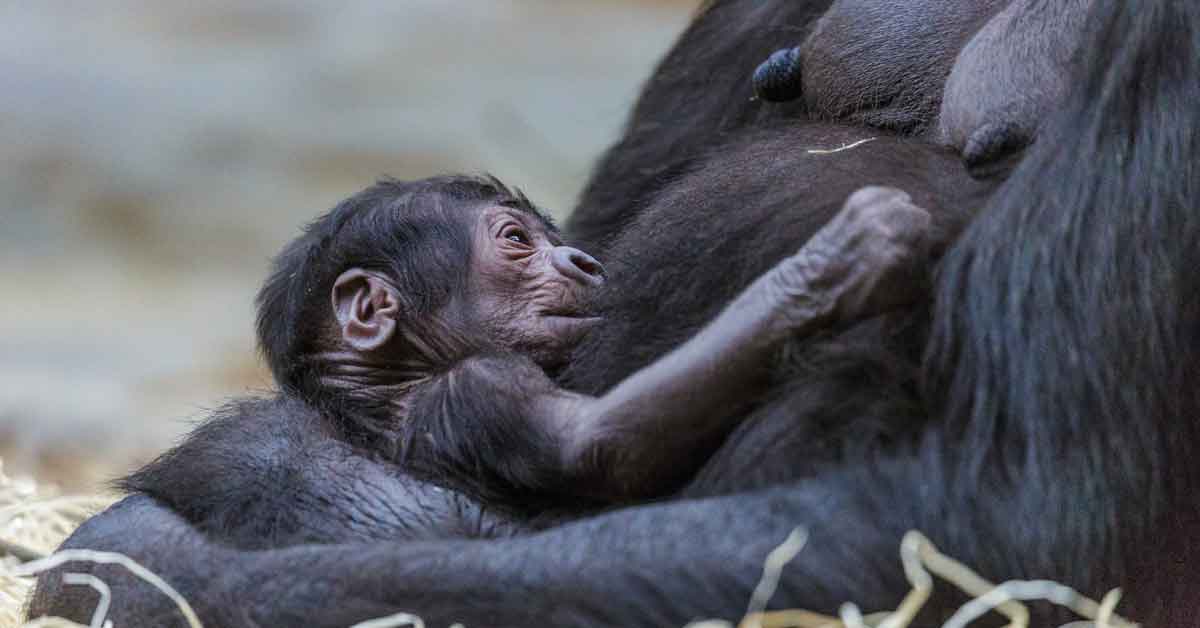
[468,204,606,369]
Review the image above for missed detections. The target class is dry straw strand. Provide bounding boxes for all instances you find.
[58,573,112,628]
[350,612,426,628]
[746,528,809,619]
[5,550,202,628]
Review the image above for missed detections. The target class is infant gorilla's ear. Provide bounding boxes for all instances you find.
[332,269,401,352]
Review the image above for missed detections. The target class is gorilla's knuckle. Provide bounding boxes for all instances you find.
[873,204,930,242]
[841,189,928,243]
[858,211,908,241]
[867,243,909,270]
[844,185,911,212]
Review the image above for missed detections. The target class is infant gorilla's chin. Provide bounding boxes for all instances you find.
[515,314,604,373]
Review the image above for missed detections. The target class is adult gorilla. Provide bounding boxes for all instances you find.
[32,0,1200,626]
[571,0,1092,249]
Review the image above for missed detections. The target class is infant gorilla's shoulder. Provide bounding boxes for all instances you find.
[121,394,513,547]
[118,396,325,519]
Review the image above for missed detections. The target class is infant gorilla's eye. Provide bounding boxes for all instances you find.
[502,226,532,246]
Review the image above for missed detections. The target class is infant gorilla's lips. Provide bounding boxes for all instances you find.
[542,313,603,345]
[539,303,595,319]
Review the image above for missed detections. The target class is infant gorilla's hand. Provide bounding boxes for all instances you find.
[771,186,932,328]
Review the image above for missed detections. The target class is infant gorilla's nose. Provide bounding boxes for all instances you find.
[552,247,605,286]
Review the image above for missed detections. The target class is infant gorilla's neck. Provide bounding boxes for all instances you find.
[314,348,435,415]
[313,309,494,410]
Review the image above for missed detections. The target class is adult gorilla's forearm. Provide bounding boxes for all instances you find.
[29,496,227,626]
[33,478,917,628]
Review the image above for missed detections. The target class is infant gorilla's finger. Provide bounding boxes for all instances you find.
[816,186,934,321]
[811,186,929,256]
[842,185,912,210]
[873,198,933,254]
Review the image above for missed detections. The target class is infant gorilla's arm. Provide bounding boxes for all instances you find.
[467,186,931,500]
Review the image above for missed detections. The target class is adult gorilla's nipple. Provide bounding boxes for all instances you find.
[753,47,804,102]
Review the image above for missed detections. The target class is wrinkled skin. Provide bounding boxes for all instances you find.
[467,204,605,370]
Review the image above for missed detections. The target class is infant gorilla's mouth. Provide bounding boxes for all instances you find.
[541,311,604,345]
[540,306,598,319]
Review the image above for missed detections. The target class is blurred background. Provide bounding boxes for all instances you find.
[0,0,699,491]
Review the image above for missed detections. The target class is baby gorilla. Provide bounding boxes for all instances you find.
[264,175,928,501]
[126,175,930,544]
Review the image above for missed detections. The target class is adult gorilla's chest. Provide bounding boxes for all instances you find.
[559,122,998,492]
[796,0,1006,130]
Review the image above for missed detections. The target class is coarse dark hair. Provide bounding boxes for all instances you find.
[254,175,540,399]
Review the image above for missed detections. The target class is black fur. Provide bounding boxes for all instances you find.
[566,0,834,250]
[118,176,577,551]
[256,175,543,397]
[117,396,521,548]
[561,123,993,396]
[30,0,1199,626]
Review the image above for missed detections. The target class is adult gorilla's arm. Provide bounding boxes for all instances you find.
[32,473,916,628]
[29,496,231,626]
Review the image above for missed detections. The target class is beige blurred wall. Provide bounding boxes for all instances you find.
[0,1,700,490]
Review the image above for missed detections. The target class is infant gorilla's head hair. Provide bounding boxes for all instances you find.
[256,175,604,402]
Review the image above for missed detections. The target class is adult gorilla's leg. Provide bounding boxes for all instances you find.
[35,458,1166,628]
[33,473,924,628]
[28,496,229,626]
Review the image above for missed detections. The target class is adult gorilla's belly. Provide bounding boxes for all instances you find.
[560,121,998,493]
